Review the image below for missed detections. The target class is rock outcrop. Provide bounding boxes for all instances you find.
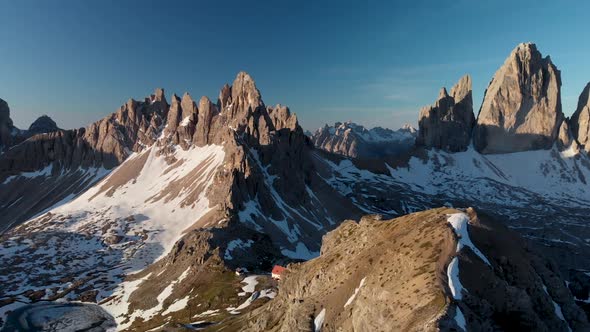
[416,74,475,152]
[570,83,590,152]
[474,43,564,154]
[312,121,417,158]
[220,208,588,331]
[27,115,59,135]
[0,89,168,173]
[0,98,16,152]
[556,119,578,151]
[0,99,63,153]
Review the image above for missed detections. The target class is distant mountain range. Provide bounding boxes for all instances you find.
[311,121,417,159]
[1,43,590,331]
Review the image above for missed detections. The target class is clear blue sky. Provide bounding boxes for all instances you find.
[1,0,589,132]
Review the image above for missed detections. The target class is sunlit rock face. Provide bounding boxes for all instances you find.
[474,43,564,154]
[570,83,590,152]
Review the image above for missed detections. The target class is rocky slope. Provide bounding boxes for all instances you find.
[311,122,416,159]
[220,208,587,331]
[0,91,168,230]
[1,42,590,331]
[417,75,475,152]
[474,43,564,154]
[0,72,360,330]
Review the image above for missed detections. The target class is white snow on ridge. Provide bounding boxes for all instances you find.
[454,307,467,331]
[344,277,366,307]
[445,213,490,302]
[447,213,491,266]
[55,144,225,264]
[447,257,464,300]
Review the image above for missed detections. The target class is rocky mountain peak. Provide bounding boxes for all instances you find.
[153,87,166,103]
[416,74,475,152]
[28,115,59,135]
[450,74,472,104]
[474,42,563,154]
[570,82,590,152]
[438,87,449,99]
[312,121,417,158]
[230,71,263,115]
[218,84,232,110]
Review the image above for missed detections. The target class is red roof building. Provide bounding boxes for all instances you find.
[271,265,286,280]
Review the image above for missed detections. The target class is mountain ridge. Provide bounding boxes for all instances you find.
[1,42,590,331]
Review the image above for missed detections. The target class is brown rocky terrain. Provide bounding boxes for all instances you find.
[0,72,362,330]
[2,42,590,331]
[218,208,588,332]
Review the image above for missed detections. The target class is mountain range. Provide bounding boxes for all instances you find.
[1,42,590,331]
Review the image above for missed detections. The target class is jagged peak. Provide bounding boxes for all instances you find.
[231,71,263,111]
[154,88,165,102]
[181,92,193,102]
[576,82,590,112]
[438,87,449,100]
[450,74,472,103]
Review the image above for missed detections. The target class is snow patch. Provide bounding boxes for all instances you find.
[454,306,467,331]
[314,308,326,332]
[447,257,464,300]
[179,116,191,127]
[447,213,491,266]
[224,239,254,260]
[344,277,366,307]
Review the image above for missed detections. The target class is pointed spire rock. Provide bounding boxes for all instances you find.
[438,87,449,99]
[218,84,232,111]
[166,93,183,132]
[180,92,198,120]
[416,74,475,152]
[556,119,578,152]
[570,83,590,152]
[230,71,263,116]
[473,43,563,154]
[450,74,472,105]
[154,88,166,103]
[194,96,217,146]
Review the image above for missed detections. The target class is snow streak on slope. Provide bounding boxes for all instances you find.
[447,213,491,266]
[390,146,590,205]
[0,144,225,327]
